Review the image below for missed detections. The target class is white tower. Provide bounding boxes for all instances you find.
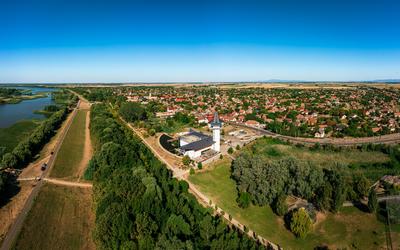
[210,112,221,152]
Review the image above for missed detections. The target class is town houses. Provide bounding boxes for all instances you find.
[119,85,400,138]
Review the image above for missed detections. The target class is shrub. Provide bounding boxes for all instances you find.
[189,168,195,175]
[236,145,241,150]
[197,162,203,169]
[228,147,234,154]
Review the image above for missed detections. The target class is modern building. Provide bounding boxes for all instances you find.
[179,112,222,159]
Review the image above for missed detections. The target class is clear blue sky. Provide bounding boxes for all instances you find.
[1,0,400,83]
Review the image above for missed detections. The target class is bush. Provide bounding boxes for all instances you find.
[190,168,195,175]
[219,154,223,160]
[236,145,240,150]
[197,162,203,169]
[237,192,251,208]
[228,147,234,154]
[289,208,312,238]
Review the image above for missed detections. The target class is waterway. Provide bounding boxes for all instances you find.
[0,87,58,128]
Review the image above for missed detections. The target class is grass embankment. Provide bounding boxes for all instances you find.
[189,159,391,249]
[0,93,48,104]
[0,121,39,153]
[51,110,87,180]
[13,184,95,250]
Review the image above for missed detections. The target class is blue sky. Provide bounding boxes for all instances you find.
[1,0,400,83]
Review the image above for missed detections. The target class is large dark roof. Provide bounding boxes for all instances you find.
[180,137,214,152]
[186,129,210,140]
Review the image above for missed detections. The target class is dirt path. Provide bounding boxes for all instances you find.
[77,107,92,181]
[44,178,93,188]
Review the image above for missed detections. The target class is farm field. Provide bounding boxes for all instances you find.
[13,183,95,250]
[0,120,39,153]
[51,109,87,180]
[189,159,394,249]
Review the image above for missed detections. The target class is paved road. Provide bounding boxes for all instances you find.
[231,122,400,146]
[0,101,80,250]
[122,119,280,249]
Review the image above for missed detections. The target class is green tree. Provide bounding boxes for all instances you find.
[189,168,195,175]
[368,189,378,213]
[272,193,288,216]
[353,174,369,199]
[197,162,203,169]
[290,208,312,238]
[227,147,234,154]
[182,155,191,166]
[1,153,18,169]
[148,128,156,136]
[119,102,146,122]
[237,192,251,208]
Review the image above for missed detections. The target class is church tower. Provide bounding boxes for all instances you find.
[210,112,221,152]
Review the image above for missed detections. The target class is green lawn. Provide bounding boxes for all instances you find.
[189,159,391,249]
[14,184,94,250]
[51,110,87,179]
[0,120,39,153]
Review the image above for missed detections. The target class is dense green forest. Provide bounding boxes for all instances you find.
[87,103,265,249]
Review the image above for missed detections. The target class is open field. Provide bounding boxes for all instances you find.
[242,137,395,179]
[248,137,390,166]
[13,183,95,250]
[0,120,39,153]
[189,159,396,249]
[50,109,87,180]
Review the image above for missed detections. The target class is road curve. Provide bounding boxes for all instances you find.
[231,122,400,146]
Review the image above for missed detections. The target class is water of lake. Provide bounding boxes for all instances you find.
[0,87,59,128]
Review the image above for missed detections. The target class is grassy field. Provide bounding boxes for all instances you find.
[241,137,394,180]
[0,120,39,153]
[189,159,393,249]
[247,137,390,166]
[51,110,87,179]
[13,184,94,250]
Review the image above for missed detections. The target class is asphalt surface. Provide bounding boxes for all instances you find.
[231,122,400,146]
[0,101,79,250]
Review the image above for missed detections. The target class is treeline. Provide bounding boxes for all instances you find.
[119,101,197,135]
[0,108,68,170]
[51,90,78,107]
[87,104,264,249]
[0,87,23,97]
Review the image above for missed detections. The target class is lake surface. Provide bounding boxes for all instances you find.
[0,87,58,128]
